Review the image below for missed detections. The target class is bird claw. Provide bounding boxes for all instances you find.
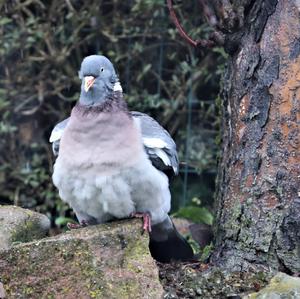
[131,212,152,233]
[67,220,89,230]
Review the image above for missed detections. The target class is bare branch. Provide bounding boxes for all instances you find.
[166,0,215,48]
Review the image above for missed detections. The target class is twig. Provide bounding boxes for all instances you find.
[166,0,215,48]
[65,0,75,12]
[198,0,218,27]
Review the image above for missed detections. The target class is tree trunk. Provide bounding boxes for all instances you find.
[213,0,300,274]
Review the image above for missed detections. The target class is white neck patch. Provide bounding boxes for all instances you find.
[113,82,123,92]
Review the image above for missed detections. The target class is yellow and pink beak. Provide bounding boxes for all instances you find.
[84,76,96,92]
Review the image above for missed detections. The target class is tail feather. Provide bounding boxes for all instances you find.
[149,216,194,263]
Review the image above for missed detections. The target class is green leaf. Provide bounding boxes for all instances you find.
[0,18,12,26]
[174,206,213,225]
[200,243,214,261]
[55,216,75,227]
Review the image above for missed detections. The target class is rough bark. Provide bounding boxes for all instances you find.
[213,0,300,273]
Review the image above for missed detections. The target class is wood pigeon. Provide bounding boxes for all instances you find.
[50,55,194,263]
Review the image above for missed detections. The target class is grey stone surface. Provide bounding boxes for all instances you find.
[0,282,5,298]
[0,205,50,251]
[0,219,164,299]
[244,272,300,299]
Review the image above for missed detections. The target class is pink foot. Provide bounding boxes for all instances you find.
[67,220,89,230]
[131,212,152,233]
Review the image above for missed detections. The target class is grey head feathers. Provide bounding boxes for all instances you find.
[78,55,119,106]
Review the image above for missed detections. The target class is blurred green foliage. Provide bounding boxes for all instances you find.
[0,0,225,227]
[175,206,213,225]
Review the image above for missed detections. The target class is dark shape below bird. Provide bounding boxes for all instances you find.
[50,55,193,263]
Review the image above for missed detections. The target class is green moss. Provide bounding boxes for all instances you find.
[10,219,45,244]
[1,221,163,299]
[23,286,34,295]
[223,201,243,236]
[200,243,214,261]
[118,281,140,298]
[123,235,149,273]
[246,273,300,298]
[89,289,103,298]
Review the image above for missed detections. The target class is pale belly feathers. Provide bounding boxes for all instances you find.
[52,109,171,224]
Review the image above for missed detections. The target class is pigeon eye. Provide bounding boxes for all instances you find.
[100,67,104,72]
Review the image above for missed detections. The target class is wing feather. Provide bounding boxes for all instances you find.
[131,111,179,175]
[49,117,70,156]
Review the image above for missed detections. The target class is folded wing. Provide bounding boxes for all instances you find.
[131,111,179,175]
[49,117,70,156]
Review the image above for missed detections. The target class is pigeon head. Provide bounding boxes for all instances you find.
[78,55,120,106]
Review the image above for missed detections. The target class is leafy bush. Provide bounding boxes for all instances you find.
[0,0,225,227]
